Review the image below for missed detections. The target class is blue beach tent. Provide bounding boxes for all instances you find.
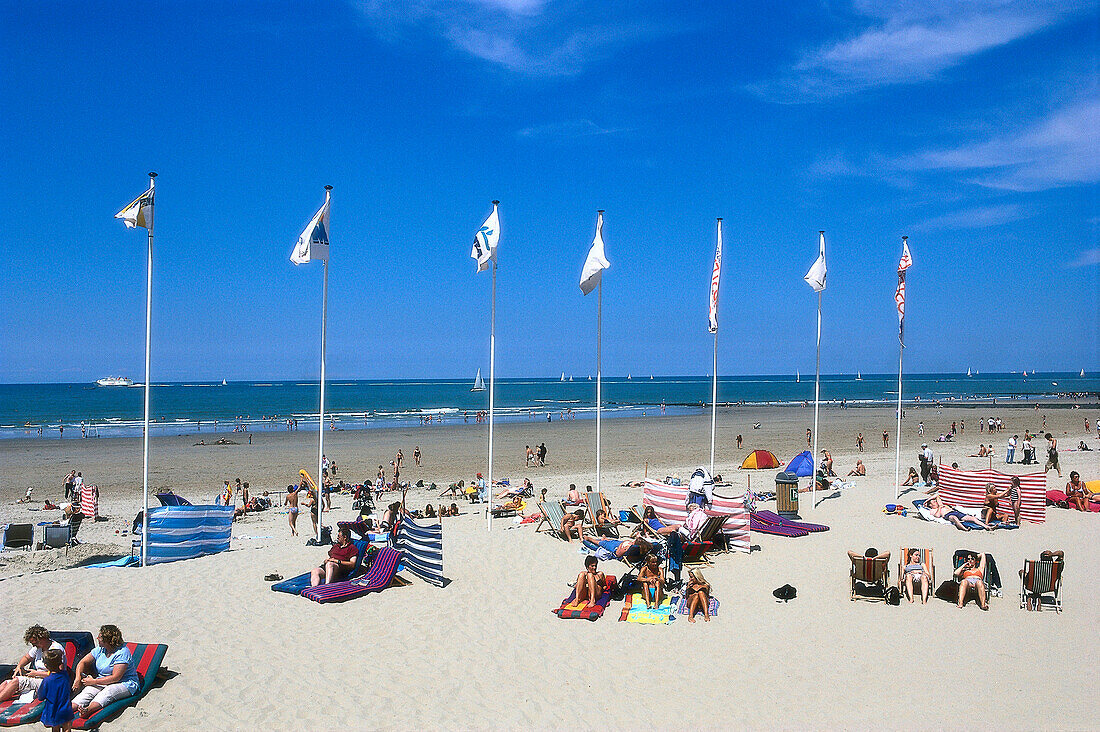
[786,450,814,478]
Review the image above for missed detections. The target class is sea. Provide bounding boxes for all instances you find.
[0,373,1095,440]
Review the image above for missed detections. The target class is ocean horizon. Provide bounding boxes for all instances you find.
[1,372,1095,440]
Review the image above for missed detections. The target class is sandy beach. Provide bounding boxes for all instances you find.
[2,403,1099,730]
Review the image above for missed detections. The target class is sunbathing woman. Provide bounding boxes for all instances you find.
[379,502,402,530]
[574,556,607,608]
[637,553,665,609]
[847,460,866,477]
[1066,472,1090,511]
[560,509,584,543]
[579,527,651,560]
[640,505,681,536]
[685,569,712,622]
[954,552,989,610]
[902,549,931,603]
[924,495,991,531]
[902,467,919,486]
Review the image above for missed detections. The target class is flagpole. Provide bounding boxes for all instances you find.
[487,201,499,531]
[894,236,907,501]
[596,219,603,496]
[140,172,156,567]
[316,185,331,542]
[811,285,821,509]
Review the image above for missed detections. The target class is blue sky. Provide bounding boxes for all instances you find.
[1,0,1097,382]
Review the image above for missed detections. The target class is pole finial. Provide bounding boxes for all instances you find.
[492,200,499,205]
[597,209,605,214]
[148,172,157,179]
[902,235,908,241]
[717,217,723,222]
[324,185,333,191]
[819,230,825,234]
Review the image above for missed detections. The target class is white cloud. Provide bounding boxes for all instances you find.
[350,0,655,77]
[516,119,621,138]
[913,203,1032,231]
[903,99,1100,191]
[759,1,1094,100]
[1068,248,1100,267]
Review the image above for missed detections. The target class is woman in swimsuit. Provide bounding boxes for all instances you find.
[637,553,665,609]
[953,552,989,610]
[902,467,919,486]
[685,569,712,622]
[986,476,1022,523]
[902,549,931,603]
[1065,472,1090,511]
[560,510,584,543]
[639,506,681,536]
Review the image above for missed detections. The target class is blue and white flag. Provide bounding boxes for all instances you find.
[291,189,330,264]
[472,202,499,272]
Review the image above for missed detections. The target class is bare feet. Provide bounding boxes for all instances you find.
[688,614,696,623]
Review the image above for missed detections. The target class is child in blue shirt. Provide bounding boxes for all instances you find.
[35,649,73,731]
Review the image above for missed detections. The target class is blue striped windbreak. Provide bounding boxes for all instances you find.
[395,515,444,587]
[143,505,233,565]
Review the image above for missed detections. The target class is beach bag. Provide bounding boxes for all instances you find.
[886,587,901,605]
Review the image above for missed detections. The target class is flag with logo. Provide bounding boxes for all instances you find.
[291,190,331,265]
[895,238,912,344]
[471,202,499,272]
[115,187,154,229]
[579,211,610,295]
[708,219,723,333]
[804,231,826,292]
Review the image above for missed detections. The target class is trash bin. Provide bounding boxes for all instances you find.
[775,471,800,519]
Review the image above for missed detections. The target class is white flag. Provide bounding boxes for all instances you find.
[115,187,154,230]
[804,231,826,292]
[471,202,499,272]
[579,211,610,295]
[708,219,723,333]
[291,189,330,265]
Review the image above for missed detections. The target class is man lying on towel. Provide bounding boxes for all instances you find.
[310,528,358,587]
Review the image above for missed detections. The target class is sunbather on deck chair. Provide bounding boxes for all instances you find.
[902,549,932,603]
[638,505,682,536]
[954,551,989,610]
[579,528,651,561]
[637,553,665,609]
[593,508,622,537]
[561,509,585,543]
[310,528,359,587]
[575,556,608,608]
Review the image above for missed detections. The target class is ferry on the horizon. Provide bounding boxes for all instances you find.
[96,376,134,387]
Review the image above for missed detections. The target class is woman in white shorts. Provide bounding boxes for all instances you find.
[70,625,140,720]
[0,625,64,703]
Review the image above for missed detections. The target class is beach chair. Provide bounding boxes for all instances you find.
[749,513,809,537]
[683,515,726,563]
[41,524,72,550]
[70,642,168,730]
[1020,558,1063,612]
[1,524,33,551]
[898,547,935,598]
[850,554,890,602]
[753,509,829,533]
[301,547,402,603]
[271,539,373,596]
[536,501,572,539]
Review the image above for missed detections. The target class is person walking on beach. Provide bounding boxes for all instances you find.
[377,464,386,488]
[537,443,547,467]
[285,485,300,536]
[525,445,533,467]
[64,471,76,501]
[917,422,924,437]
[856,433,864,453]
[413,446,421,467]
[806,428,812,447]
[1044,433,1061,477]
[882,430,889,448]
[396,449,404,470]
[919,443,933,483]
[1006,435,1017,464]
[736,434,743,449]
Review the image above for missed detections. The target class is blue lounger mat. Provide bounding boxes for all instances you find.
[84,556,140,568]
[271,539,371,596]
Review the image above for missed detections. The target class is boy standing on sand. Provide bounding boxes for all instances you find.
[285,485,300,536]
[882,430,889,447]
[35,649,72,731]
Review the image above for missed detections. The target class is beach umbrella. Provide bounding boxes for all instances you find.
[740,450,782,470]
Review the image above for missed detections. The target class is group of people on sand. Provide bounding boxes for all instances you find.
[1,624,141,730]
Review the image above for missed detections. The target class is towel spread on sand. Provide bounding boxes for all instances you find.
[619,593,676,624]
[671,595,720,616]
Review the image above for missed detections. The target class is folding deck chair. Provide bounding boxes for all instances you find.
[1,524,33,551]
[898,547,935,601]
[850,554,890,602]
[1020,558,1063,612]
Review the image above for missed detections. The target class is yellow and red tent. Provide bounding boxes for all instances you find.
[740,450,782,469]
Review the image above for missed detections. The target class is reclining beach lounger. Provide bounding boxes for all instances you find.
[0,632,95,727]
[749,513,809,537]
[270,539,371,595]
[753,509,830,533]
[70,643,167,730]
[553,575,617,620]
[300,547,402,603]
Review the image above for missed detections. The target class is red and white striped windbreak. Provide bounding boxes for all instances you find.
[643,479,750,552]
[935,465,1046,523]
[80,483,98,520]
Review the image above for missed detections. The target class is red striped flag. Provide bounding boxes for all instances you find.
[708,219,723,333]
[895,237,912,344]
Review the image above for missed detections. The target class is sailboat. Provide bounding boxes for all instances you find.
[966,367,972,377]
[560,372,565,382]
[1022,370,1027,377]
[796,370,800,383]
[471,369,485,392]
[569,375,574,382]
[221,378,227,386]
[1081,369,1086,377]
[627,374,632,380]
[856,371,862,381]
